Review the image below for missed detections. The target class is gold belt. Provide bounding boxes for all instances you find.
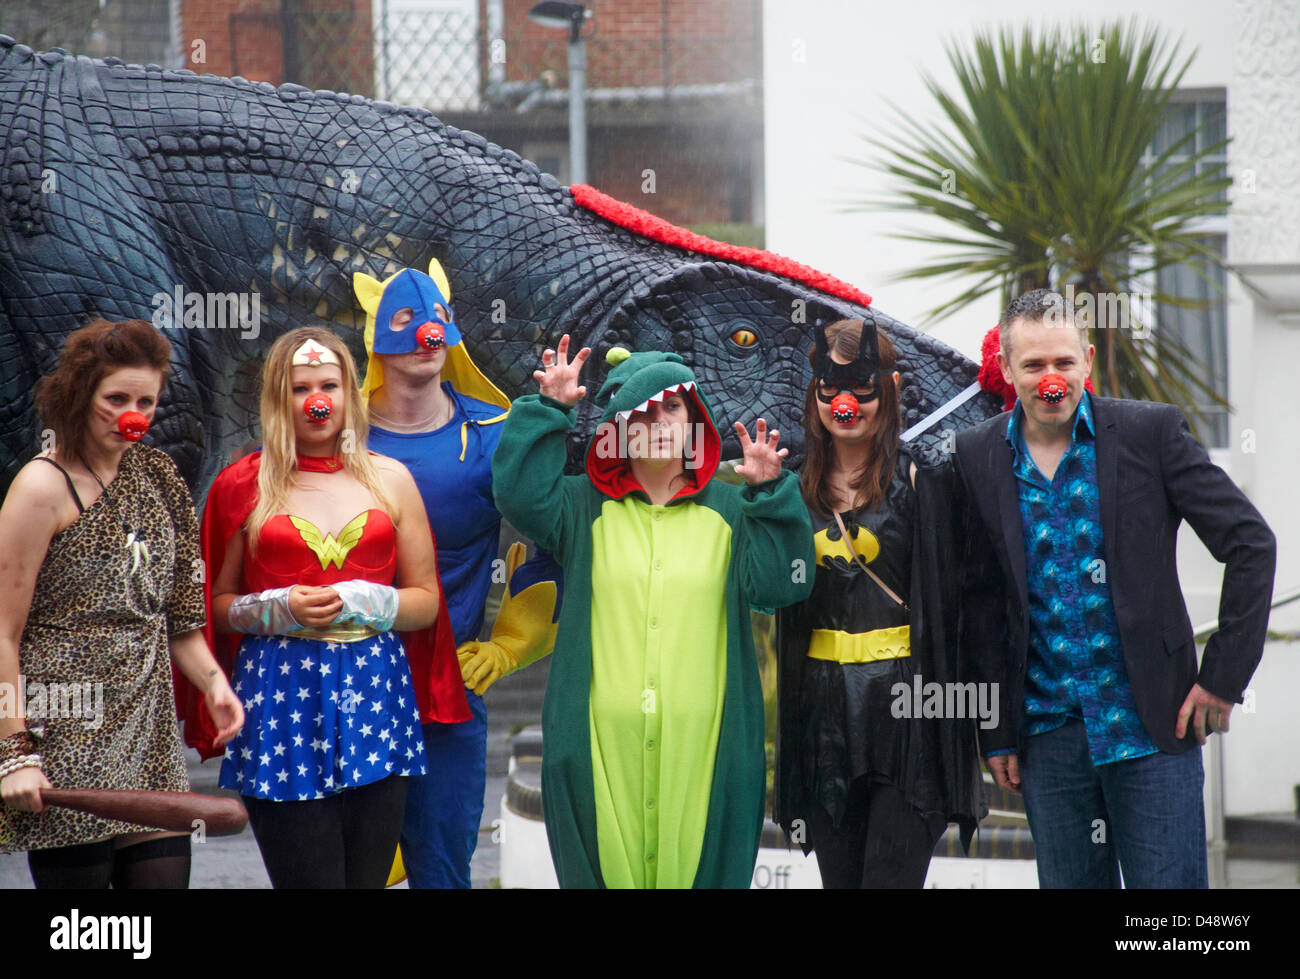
[291,623,384,644]
[807,625,910,663]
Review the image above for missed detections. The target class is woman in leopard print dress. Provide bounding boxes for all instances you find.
[0,318,243,888]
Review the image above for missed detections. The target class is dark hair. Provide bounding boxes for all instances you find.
[800,318,900,517]
[34,318,172,459]
[998,288,1087,358]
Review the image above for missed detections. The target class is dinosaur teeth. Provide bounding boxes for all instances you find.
[615,380,696,421]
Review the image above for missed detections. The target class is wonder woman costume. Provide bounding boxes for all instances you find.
[203,454,424,800]
[179,455,466,765]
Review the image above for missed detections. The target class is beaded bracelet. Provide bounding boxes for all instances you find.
[0,731,37,765]
[0,754,42,780]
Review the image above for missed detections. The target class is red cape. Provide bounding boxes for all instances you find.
[175,451,470,761]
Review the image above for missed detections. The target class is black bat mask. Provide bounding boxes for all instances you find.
[814,319,881,404]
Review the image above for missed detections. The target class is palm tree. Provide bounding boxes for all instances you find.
[850,20,1231,425]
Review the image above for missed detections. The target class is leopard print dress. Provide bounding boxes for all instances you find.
[0,443,206,852]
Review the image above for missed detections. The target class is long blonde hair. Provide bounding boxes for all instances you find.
[246,327,392,552]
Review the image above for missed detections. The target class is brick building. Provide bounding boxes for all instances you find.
[182,0,764,232]
[502,0,759,89]
[468,0,764,230]
[15,0,763,233]
[179,0,374,96]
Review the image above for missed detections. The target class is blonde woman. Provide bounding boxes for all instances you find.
[202,326,442,887]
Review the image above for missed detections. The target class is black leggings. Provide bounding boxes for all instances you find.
[27,834,192,889]
[243,774,408,888]
[807,780,947,888]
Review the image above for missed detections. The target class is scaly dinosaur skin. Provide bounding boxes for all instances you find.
[0,38,1000,494]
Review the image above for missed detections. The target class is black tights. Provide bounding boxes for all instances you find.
[243,774,408,888]
[28,835,192,889]
[807,780,947,889]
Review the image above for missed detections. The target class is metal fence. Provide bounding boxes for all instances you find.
[229,2,377,99]
[5,1,761,116]
[374,2,481,111]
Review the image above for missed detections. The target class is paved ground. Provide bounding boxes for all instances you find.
[6,745,1298,887]
[1,736,512,889]
[2,743,509,889]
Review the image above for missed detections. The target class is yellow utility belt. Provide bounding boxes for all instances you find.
[807,625,911,663]
[292,623,383,644]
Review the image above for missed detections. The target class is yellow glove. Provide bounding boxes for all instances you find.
[457,542,559,696]
[386,847,406,888]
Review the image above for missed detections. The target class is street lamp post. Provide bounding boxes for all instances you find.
[528,1,589,185]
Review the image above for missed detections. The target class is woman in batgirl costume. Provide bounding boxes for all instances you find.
[774,318,984,888]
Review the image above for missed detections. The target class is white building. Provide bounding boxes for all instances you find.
[765,0,1299,819]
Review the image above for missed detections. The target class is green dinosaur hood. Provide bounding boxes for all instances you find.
[585,349,722,500]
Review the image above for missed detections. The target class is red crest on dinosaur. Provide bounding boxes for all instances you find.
[570,185,873,309]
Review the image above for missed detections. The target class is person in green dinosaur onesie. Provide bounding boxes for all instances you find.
[492,336,815,888]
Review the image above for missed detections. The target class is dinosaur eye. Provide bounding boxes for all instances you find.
[729,328,757,348]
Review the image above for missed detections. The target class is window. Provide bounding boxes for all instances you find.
[1155,234,1228,448]
[1144,93,1230,448]
[521,141,570,185]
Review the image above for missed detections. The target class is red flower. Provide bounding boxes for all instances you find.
[978,325,1095,411]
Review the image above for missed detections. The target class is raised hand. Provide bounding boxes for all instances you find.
[732,418,788,485]
[535,334,591,407]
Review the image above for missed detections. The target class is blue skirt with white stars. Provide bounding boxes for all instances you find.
[218,631,427,801]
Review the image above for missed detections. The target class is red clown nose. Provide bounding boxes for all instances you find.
[1037,374,1069,405]
[416,322,445,350]
[830,392,860,425]
[304,393,333,421]
[117,411,149,441]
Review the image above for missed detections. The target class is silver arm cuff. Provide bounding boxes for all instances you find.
[227,587,301,635]
[331,580,400,632]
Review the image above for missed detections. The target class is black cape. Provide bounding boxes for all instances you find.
[774,458,986,854]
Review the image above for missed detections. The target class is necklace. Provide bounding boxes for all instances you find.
[78,453,109,493]
[370,402,451,433]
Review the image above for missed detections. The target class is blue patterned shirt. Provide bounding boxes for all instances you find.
[1005,392,1158,766]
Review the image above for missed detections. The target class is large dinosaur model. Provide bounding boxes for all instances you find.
[0,38,999,494]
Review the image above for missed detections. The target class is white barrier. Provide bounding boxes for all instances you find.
[498,794,1039,889]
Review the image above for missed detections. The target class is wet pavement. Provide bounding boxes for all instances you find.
[4,743,1296,887]
[0,742,510,889]
[5,644,1297,889]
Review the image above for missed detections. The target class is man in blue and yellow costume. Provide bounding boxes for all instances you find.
[354,259,561,888]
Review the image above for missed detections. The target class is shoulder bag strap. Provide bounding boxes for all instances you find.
[831,508,908,612]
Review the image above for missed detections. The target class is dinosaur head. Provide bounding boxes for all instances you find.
[574,261,853,470]
[563,187,1002,472]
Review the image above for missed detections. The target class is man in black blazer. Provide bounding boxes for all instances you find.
[953,289,1275,888]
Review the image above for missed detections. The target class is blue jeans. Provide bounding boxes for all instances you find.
[399,690,488,889]
[1019,717,1208,888]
